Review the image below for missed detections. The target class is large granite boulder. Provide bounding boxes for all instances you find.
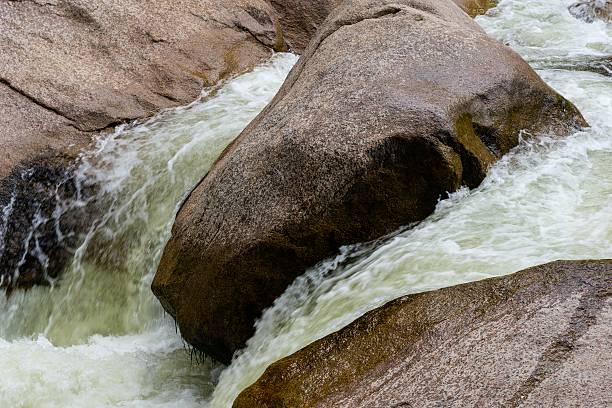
[267,0,492,55]
[0,0,286,289]
[153,0,586,363]
[235,260,612,407]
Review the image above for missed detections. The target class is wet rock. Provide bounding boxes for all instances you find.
[452,0,497,17]
[569,0,612,23]
[535,56,612,77]
[0,152,93,290]
[0,0,286,288]
[153,0,587,363]
[235,260,612,408]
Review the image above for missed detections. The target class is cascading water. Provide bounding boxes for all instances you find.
[0,0,610,407]
[0,53,298,407]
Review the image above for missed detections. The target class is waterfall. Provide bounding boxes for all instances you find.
[0,53,298,407]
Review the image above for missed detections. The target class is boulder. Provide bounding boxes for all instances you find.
[0,0,285,289]
[153,0,587,363]
[267,0,343,52]
[235,260,612,408]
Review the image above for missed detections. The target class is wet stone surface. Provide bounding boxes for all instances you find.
[0,152,95,290]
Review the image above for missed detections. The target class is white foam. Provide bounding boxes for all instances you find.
[0,53,298,407]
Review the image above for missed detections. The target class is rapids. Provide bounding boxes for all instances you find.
[1,0,611,407]
[0,53,298,407]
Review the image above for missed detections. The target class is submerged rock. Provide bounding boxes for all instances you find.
[0,152,91,290]
[452,0,497,17]
[535,56,612,77]
[569,0,612,23]
[0,0,286,289]
[153,0,587,363]
[235,260,612,408]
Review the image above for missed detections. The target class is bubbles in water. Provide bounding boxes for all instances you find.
[476,0,612,61]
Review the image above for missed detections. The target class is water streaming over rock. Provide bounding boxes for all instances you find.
[0,53,297,407]
[0,0,610,407]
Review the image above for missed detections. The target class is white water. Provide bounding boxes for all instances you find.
[1,1,611,407]
[0,53,297,407]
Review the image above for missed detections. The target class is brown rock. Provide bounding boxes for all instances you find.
[0,0,285,288]
[267,0,343,53]
[0,0,284,179]
[152,0,586,363]
[452,0,497,17]
[234,260,612,408]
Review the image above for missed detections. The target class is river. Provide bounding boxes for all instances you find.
[1,0,610,407]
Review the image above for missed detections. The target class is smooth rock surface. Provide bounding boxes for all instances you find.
[235,260,612,408]
[153,0,586,363]
[0,0,284,288]
[0,0,284,179]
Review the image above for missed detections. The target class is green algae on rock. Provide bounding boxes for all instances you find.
[453,0,497,17]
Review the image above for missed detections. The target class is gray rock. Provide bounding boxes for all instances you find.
[569,0,612,23]
[234,260,612,408]
[153,0,587,363]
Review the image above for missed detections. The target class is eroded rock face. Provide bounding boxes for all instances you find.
[0,0,285,288]
[235,260,612,408]
[0,0,283,162]
[266,0,343,52]
[153,0,587,363]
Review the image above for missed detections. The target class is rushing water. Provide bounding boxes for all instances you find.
[1,1,611,407]
[0,53,298,407]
